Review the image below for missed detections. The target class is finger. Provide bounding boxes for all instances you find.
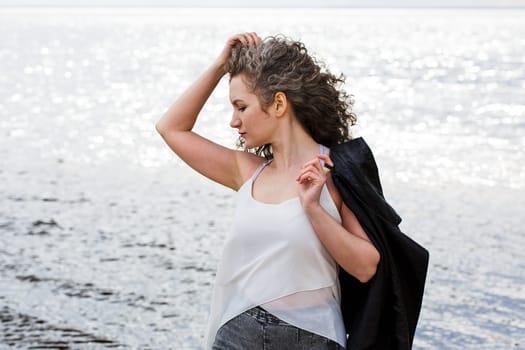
[244,32,254,45]
[242,32,257,46]
[301,158,324,172]
[297,163,322,179]
[237,34,248,45]
[318,154,334,170]
[311,162,324,176]
[297,173,323,185]
[296,167,313,182]
[296,167,325,183]
[230,33,249,46]
[297,172,316,184]
[248,32,261,46]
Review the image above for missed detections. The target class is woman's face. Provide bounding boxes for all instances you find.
[229,74,276,149]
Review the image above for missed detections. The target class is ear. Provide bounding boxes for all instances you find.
[272,91,288,118]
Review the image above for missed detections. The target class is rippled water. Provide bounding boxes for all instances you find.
[0,7,524,350]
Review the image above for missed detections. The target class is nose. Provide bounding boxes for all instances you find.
[230,113,241,129]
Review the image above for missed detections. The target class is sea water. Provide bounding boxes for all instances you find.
[0,7,523,349]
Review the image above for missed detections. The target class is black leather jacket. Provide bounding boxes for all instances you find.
[330,138,429,350]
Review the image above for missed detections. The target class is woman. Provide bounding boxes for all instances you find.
[156,32,380,350]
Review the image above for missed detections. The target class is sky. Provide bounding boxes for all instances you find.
[1,0,524,7]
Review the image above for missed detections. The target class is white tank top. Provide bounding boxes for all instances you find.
[205,146,347,349]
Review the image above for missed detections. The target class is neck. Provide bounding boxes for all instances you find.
[269,117,320,170]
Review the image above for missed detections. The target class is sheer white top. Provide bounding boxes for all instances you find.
[205,147,347,349]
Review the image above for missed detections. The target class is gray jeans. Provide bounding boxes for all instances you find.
[212,306,345,350]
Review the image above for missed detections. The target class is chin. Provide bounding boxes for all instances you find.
[242,139,255,149]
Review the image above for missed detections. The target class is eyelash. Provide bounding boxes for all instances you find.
[237,106,246,112]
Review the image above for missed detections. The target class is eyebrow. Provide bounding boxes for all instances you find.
[231,99,245,106]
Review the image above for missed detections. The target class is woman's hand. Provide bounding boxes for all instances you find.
[297,154,334,211]
[215,32,262,72]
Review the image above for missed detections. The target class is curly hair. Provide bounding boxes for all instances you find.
[226,35,357,158]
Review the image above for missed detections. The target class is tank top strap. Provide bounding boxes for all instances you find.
[319,144,328,167]
[251,158,273,181]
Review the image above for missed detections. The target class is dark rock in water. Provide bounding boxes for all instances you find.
[32,219,61,228]
[29,219,63,234]
[27,230,50,235]
[16,275,46,283]
[0,221,13,229]
[8,195,25,202]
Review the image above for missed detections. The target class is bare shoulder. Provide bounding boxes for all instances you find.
[233,150,267,189]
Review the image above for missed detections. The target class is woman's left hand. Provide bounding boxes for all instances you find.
[297,154,334,211]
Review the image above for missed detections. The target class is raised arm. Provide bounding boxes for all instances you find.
[155,33,262,190]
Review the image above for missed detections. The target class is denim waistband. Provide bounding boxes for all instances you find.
[244,306,292,326]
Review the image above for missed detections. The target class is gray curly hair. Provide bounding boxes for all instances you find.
[226,35,357,158]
